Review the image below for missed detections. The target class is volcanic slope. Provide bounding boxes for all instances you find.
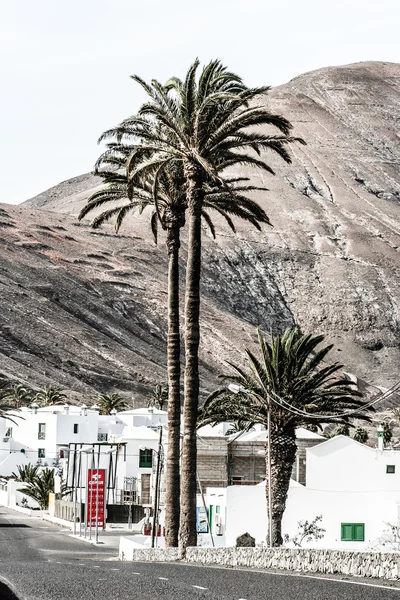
[4,60,400,403]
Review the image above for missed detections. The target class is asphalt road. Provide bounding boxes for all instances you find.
[1,507,400,600]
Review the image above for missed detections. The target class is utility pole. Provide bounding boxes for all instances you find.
[151,425,163,548]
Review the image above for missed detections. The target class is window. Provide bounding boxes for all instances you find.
[232,476,244,485]
[38,423,46,440]
[341,523,365,542]
[139,449,153,468]
[38,448,46,458]
[73,424,79,434]
[386,465,396,474]
[98,433,108,442]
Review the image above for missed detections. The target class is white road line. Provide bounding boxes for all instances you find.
[158,577,169,580]
[190,563,400,592]
[93,565,100,568]
[192,585,208,590]
[132,572,141,575]
[111,568,120,571]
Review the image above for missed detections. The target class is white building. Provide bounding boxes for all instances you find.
[0,404,100,471]
[223,435,400,550]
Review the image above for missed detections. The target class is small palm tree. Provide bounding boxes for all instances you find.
[148,385,169,411]
[382,421,393,445]
[35,386,68,407]
[97,393,128,415]
[199,327,371,546]
[18,468,55,510]
[2,383,33,408]
[353,427,369,443]
[12,463,40,482]
[334,423,350,437]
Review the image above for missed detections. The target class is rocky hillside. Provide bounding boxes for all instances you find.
[2,61,399,407]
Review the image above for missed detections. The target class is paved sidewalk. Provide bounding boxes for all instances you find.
[69,529,136,553]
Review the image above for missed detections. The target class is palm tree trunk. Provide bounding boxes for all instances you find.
[165,225,181,547]
[266,426,297,546]
[179,162,204,552]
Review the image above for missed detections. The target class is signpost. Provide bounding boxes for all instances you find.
[87,468,105,530]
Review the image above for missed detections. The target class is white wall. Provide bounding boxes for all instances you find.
[225,479,400,550]
[2,407,99,464]
[307,436,400,492]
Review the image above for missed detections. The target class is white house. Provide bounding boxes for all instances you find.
[223,435,400,550]
[0,404,100,473]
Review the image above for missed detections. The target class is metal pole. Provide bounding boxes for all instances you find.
[197,472,215,548]
[127,478,133,530]
[267,407,272,548]
[78,450,83,537]
[71,447,77,536]
[84,453,88,539]
[95,448,100,544]
[88,451,94,541]
[73,458,77,536]
[151,426,163,548]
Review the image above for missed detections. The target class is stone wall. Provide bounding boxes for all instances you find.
[119,540,181,562]
[119,542,400,580]
[185,548,400,580]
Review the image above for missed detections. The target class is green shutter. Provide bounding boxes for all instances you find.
[341,524,353,541]
[353,523,365,541]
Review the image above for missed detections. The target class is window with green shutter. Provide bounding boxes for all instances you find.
[341,523,365,541]
[139,449,153,468]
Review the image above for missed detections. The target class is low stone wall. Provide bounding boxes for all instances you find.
[119,539,181,562]
[119,541,400,580]
[185,548,400,580]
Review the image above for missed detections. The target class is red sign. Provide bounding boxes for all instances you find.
[87,469,106,528]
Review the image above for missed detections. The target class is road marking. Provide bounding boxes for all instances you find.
[189,563,400,592]
[93,565,100,568]
[132,572,141,575]
[111,568,120,571]
[193,585,208,590]
[158,577,169,580]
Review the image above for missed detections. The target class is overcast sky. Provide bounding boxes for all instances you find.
[1,0,399,204]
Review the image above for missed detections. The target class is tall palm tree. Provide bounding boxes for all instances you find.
[80,142,270,547]
[97,392,128,415]
[199,327,371,546]
[100,59,303,548]
[34,386,68,407]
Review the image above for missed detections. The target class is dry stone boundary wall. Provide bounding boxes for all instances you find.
[119,544,400,580]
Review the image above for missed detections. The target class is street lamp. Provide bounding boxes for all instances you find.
[228,383,273,549]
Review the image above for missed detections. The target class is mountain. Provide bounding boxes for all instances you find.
[2,61,399,407]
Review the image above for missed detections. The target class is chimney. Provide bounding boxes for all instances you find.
[377,423,384,452]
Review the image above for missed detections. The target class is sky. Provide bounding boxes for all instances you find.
[1,0,399,205]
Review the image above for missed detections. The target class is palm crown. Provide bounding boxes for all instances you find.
[199,327,372,546]
[199,328,370,433]
[98,59,304,193]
